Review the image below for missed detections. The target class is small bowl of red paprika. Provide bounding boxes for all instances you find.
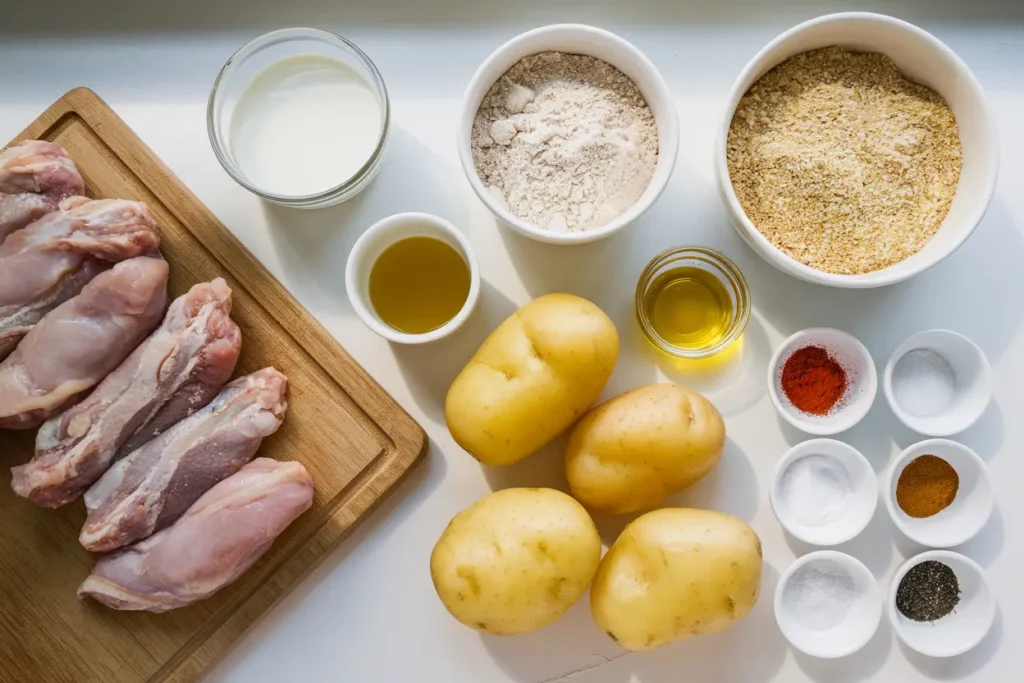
[769,328,878,435]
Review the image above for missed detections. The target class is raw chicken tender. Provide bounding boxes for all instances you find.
[0,256,168,429]
[12,279,240,507]
[79,458,313,613]
[80,368,288,552]
[0,140,84,242]
[0,196,161,361]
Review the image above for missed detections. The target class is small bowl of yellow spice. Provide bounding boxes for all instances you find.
[717,12,998,288]
[884,439,993,548]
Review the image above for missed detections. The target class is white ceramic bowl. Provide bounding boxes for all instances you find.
[775,550,882,658]
[457,24,679,244]
[768,328,877,435]
[770,439,877,546]
[885,439,992,548]
[889,550,995,657]
[345,212,480,344]
[716,12,998,288]
[883,330,993,436]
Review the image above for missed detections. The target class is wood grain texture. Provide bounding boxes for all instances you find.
[0,88,427,683]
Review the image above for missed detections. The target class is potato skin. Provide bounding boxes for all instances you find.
[445,293,618,466]
[565,384,725,514]
[430,488,602,635]
[590,508,762,651]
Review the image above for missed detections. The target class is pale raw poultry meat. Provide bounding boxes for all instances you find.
[12,279,241,508]
[0,196,161,361]
[79,457,313,612]
[0,256,169,430]
[0,140,84,242]
[80,367,289,553]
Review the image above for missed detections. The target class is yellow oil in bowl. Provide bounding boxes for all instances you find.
[636,247,750,359]
[369,236,470,334]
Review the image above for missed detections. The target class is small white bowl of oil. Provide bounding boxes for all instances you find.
[634,246,751,360]
[883,330,992,436]
[346,213,480,344]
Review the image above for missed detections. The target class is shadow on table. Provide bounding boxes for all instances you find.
[262,125,467,315]
[890,505,1005,570]
[901,606,1004,679]
[784,503,895,578]
[481,562,787,683]
[588,436,760,547]
[749,200,1024,370]
[632,312,773,419]
[391,280,518,424]
[795,615,893,683]
[204,434,447,679]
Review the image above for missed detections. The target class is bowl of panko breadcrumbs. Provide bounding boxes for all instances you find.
[717,12,998,288]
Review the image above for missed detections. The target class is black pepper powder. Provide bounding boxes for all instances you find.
[896,560,961,622]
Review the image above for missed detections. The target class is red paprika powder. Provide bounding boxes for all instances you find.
[780,345,848,415]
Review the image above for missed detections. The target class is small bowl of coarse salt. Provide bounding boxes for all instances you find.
[768,328,878,436]
[770,439,877,546]
[775,550,883,658]
[457,24,679,245]
[883,329,992,436]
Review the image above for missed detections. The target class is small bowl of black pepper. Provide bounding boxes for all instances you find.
[889,550,995,658]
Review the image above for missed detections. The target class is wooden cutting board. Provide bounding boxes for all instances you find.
[0,88,427,683]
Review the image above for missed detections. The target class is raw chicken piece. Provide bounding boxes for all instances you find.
[0,140,84,242]
[0,196,162,361]
[12,279,241,508]
[79,458,313,612]
[80,368,289,552]
[0,256,169,430]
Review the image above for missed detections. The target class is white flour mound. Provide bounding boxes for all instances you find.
[471,51,659,233]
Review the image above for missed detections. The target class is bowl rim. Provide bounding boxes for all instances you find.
[456,23,680,245]
[767,327,878,435]
[883,438,993,547]
[714,11,1000,288]
[887,549,996,657]
[774,549,882,658]
[344,212,481,344]
[769,438,878,546]
[882,329,993,436]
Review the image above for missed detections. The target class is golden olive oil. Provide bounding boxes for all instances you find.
[369,236,470,334]
[643,266,733,351]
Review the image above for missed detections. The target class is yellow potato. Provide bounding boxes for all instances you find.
[445,293,618,466]
[430,488,602,635]
[566,383,725,514]
[590,508,761,651]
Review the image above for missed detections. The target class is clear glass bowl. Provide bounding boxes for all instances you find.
[207,27,390,209]
[635,246,751,360]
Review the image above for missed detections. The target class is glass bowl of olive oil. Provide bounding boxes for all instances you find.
[635,246,750,359]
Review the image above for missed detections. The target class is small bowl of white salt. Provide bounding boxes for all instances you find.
[770,438,878,546]
[775,551,882,658]
[883,329,992,436]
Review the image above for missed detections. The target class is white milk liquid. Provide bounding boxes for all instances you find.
[229,55,382,196]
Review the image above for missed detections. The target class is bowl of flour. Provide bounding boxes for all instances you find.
[458,24,679,244]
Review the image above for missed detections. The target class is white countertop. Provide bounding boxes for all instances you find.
[2,1,1023,681]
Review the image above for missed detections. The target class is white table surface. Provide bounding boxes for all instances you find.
[2,1,1023,681]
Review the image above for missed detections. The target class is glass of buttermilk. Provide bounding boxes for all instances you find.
[208,28,390,208]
